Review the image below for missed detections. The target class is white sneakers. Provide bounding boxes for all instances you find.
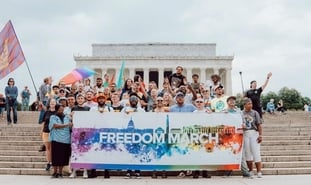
[69,170,76,178]
[83,169,88,179]
[69,169,88,179]
[249,171,263,178]
[257,172,263,178]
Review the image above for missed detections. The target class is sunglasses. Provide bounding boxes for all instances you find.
[196,101,204,103]
[157,100,163,102]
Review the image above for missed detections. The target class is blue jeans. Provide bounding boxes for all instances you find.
[21,98,30,111]
[38,100,47,124]
[6,100,17,123]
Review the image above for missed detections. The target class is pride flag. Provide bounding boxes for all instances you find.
[116,60,125,89]
[0,20,25,79]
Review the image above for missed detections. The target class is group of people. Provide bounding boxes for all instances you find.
[34,66,272,179]
[266,99,286,115]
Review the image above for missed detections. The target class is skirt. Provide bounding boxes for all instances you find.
[51,141,71,166]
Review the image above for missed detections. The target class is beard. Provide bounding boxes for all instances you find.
[130,102,138,107]
[98,102,105,107]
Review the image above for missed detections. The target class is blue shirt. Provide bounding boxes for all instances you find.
[5,86,18,99]
[169,103,197,112]
[49,114,71,144]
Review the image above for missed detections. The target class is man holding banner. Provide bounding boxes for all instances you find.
[242,98,263,178]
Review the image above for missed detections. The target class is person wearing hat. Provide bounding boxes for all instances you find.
[223,96,238,113]
[210,85,229,112]
[207,74,222,99]
[170,91,196,112]
[121,95,145,113]
[21,86,31,111]
[121,95,144,178]
[245,72,272,118]
[241,98,263,178]
[58,97,68,111]
[90,93,113,112]
[221,96,251,177]
[170,91,196,178]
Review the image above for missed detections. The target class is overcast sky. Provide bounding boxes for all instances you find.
[1,0,310,103]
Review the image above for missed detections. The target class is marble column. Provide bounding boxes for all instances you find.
[225,68,232,95]
[158,68,164,88]
[143,68,149,84]
[200,69,206,84]
[186,68,193,82]
[129,68,135,79]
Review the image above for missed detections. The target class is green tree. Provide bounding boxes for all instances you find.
[278,87,304,110]
[302,96,311,105]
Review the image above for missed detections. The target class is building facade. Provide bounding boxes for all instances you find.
[74,43,234,94]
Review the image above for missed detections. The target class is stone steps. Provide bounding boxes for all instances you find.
[262,161,311,168]
[0,156,46,162]
[0,111,310,176]
[261,155,311,162]
[261,150,311,156]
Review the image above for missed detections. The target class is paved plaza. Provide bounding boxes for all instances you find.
[0,175,310,185]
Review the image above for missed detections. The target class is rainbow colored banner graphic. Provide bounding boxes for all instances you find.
[71,112,243,170]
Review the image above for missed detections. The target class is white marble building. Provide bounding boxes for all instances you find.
[74,43,234,94]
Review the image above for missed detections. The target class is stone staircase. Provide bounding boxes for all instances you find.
[0,111,310,176]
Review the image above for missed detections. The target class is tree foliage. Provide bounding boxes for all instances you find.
[260,87,308,110]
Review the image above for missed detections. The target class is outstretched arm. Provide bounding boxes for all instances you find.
[261,72,272,91]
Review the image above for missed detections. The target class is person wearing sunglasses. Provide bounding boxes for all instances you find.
[5,78,18,125]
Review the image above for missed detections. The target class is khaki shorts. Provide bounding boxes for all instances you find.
[42,132,50,142]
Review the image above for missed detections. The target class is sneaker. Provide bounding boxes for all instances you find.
[242,173,251,178]
[38,145,46,152]
[152,171,157,179]
[257,172,263,178]
[177,172,185,178]
[45,163,51,171]
[104,170,110,178]
[161,171,167,179]
[134,172,141,179]
[51,173,58,178]
[69,170,76,178]
[83,169,88,179]
[125,172,131,179]
[248,171,254,179]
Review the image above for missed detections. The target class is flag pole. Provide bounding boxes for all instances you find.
[9,20,37,94]
[24,59,38,94]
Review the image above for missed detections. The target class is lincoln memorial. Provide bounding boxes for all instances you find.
[74,43,234,95]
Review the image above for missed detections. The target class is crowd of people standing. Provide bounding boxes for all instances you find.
[2,66,273,179]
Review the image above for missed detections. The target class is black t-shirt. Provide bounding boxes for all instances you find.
[246,87,263,109]
[71,106,90,112]
[169,73,186,89]
[43,110,56,133]
[111,105,124,112]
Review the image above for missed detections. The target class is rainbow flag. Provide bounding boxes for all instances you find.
[0,20,25,79]
[116,60,125,89]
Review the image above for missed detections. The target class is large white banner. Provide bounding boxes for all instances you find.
[71,112,243,171]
